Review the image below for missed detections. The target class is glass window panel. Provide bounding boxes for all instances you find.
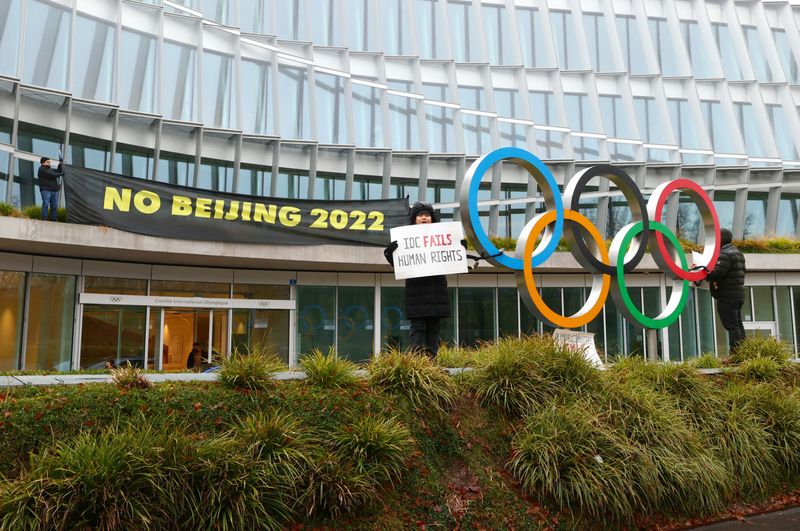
[633,96,671,162]
[516,6,550,67]
[681,288,699,359]
[352,175,383,200]
[744,25,772,82]
[493,88,521,118]
[550,10,585,70]
[776,286,794,346]
[766,104,798,161]
[314,173,346,200]
[69,135,111,172]
[0,0,21,76]
[346,0,372,50]
[337,286,374,363]
[458,287,495,347]
[0,117,11,145]
[712,191,736,233]
[239,0,268,33]
[240,59,273,135]
[275,0,305,40]
[232,308,290,364]
[202,51,236,129]
[625,288,645,356]
[584,13,614,72]
[388,95,420,150]
[14,123,63,208]
[203,0,231,24]
[701,100,740,154]
[482,4,514,64]
[198,158,233,192]
[274,170,309,199]
[315,73,347,144]
[459,84,486,111]
[381,286,409,351]
[157,151,194,187]
[540,287,561,335]
[697,289,715,354]
[382,0,409,55]
[12,158,36,208]
[278,65,311,139]
[422,82,449,102]
[607,194,633,238]
[233,283,290,300]
[599,94,636,161]
[712,22,742,81]
[298,285,336,355]
[352,82,384,147]
[648,17,679,76]
[80,306,146,369]
[680,20,715,78]
[604,297,624,356]
[565,93,600,160]
[752,286,774,321]
[416,0,444,59]
[0,150,9,202]
[306,0,335,45]
[642,287,663,359]
[114,144,154,179]
[777,193,800,237]
[425,104,456,152]
[150,280,229,297]
[498,288,518,338]
[733,102,765,156]
[389,178,418,203]
[119,29,156,114]
[162,40,197,121]
[743,191,768,238]
[773,28,800,84]
[448,0,479,62]
[74,15,115,102]
[83,277,147,295]
[22,0,70,90]
[25,273,76,371]
[677,196,701,243]
[0,271,25,370]
[462,114,492,155]
[530,90,566,158]
[238,164,271,197]
[616,15,648,75]
[498,121,527,149]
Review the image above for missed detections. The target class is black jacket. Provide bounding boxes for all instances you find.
[384,245,451,319]
[37,164,63,192]
[707,243,746,299]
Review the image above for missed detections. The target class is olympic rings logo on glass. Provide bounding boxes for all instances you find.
[459,147,721,330]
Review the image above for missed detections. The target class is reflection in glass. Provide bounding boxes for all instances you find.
[0,0,21,76]
[307,0,336,45]
[119,29,156,114]
[776,193,800,237]
[550,10,584,70]
[517,6,550,67]
[712,22,742,81]
[733,102,765,157]
[416,0,444,59]
[0,271,25,370]
[150,280,230,297]
[382,0,409,55]
[239,0,269,33]
[388,95,419,150]
[74,15,115,102]
[346,0,371,50]
[564,93,599,159]
[776,287,794,346]
[697,289,715,353]
[14,123,63,207]
[712,191,736,233]
[448,0,479,62]
[114,144,154,179]
[766,104,798,161]
[80,306,146,369]
[458,287,495,347]
[381,287,408,351]
[584,13,614,72]
[462,114,492,155]
[677,197,701,243]
[315,73,347,144]
[599,94,636,161]
[425,104,455,153]
[0,151,9,203]
[70,135,111,172]
[198,158,234,192]
[743,192,768,238]
[278,65,311,139]
[530,90,566,158]
[616,15,648,75]
[337,286,374,363]
[25,274,75,371]
[162,41,197,121]
[352,175,382,200]
[497,288,518,338]
[274,171,309,199]
[202,51,236,129]
[482,4,514,64]
[352,82,384,147]
[680,20,715,78]
[83,277,147,295]
[241,59,272,135]
[701,100,740,155]
[23,0,70,89]
[232,309,290,364]
[157,151,195,187]
[648,17,680,76]
[752,286,774,321]
[298,286,336,355]
[773,28,800,83]
[314,173,346,200]
[238,164,271,197]
[744,26,772,82]
[633,96,671,162]
[275,0,305,41]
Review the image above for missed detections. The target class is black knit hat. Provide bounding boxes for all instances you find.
[720,228,733,245]
[409,201,437,223]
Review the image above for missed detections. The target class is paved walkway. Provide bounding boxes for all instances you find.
[690,506,800,530]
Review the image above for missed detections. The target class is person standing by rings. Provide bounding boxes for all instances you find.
[37,156,64,222]
[706,228,747,354]
[383,201,451,357]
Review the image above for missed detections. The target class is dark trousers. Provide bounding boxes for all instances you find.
[716,297,745,353]
[410,317,441,357]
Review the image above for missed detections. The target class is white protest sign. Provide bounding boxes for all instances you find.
[389,222,468,280]
[552,329,604,369]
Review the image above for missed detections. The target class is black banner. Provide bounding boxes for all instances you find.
[63,166,409,246]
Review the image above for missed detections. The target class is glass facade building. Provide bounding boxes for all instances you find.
[3,0,800,368]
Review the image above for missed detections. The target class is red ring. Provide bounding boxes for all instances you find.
[650,179,720,282]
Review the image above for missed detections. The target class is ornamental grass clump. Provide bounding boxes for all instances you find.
[435,343,478,368]
[332,414,413,485]
[299,348,359,388]
[690,353,723,369]
[302,451,377,518]
[218,342,285,391]
[729,335,792,365]
[743,384,800,479]
[110,362,153,390]
[509,401,641,527]
[367,349,455,413]
[737,356,782,381]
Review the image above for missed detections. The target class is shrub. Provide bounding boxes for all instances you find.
[737,356,782,381]
[744,384,800,479]
[110,362,153,390]
[300,348,359,388]
[302,452,377,517]
[218,343,285,391]
[332,414,413,485]
[0,203,14,217]
[691,353,723,369]
[435,344,478,368]
[367,349,455,414]
[509,402,641,526]
[729,336,792,364]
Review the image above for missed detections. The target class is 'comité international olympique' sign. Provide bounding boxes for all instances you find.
[459,147,721,331]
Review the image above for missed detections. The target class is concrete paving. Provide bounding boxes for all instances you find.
[689,506,800,530]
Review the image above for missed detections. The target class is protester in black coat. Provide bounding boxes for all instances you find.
[707,228,747,353]
[37,156,63,221]
[384,201,451,357]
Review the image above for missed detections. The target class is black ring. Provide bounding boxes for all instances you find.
[562,165,650,276]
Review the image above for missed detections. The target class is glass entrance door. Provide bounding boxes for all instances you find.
[163,308,211,370]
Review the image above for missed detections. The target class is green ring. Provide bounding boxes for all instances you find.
[616,221,689,329]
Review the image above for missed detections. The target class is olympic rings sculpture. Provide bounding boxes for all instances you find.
[459,147,721,330]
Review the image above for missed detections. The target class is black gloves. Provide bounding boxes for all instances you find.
[460,239,468,248]
[383,240,398,265]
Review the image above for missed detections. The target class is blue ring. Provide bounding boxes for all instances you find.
[466,147,564,271]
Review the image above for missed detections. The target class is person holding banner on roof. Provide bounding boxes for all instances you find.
[384,201,452,358]
[38,155,64,222]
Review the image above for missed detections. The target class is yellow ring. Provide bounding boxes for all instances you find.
[522,209,611,328]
